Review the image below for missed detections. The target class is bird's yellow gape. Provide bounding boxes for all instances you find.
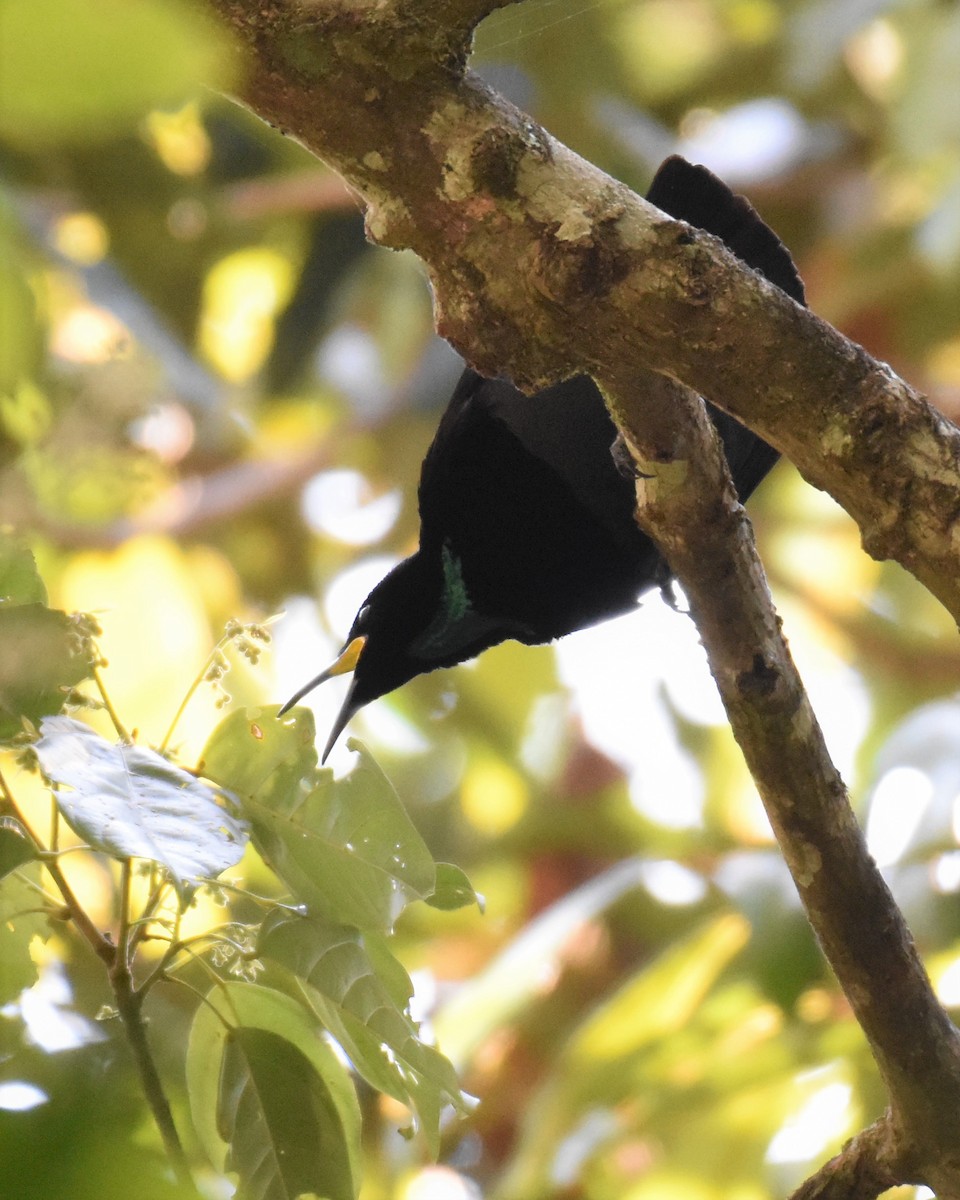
[277,635,367,716]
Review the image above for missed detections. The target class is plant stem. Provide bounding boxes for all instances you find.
[112,859,193,1187]
[0,769,113,965]
[3,769,193,1186]
[110,951,194,1189]
[160,637,229,754]
[93,664,131,742]
[128,872,172,956]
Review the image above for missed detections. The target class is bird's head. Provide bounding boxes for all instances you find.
[279,545,511,761]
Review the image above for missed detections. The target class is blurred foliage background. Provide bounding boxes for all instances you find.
[2,0,960,1197]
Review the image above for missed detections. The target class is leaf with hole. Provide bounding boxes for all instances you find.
[201,711,435,930]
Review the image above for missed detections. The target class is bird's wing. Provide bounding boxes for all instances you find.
[647,156,807,496]
[416,370,659,633]
[416,367,487,541]
[646,156,806,305]
[418,369,641,553]
[418,156,804,549]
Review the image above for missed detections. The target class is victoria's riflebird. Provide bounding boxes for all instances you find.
[280,155,806,760]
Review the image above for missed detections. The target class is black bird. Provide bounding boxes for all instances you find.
[281,156,806,760]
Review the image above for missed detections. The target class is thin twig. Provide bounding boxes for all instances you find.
[127,873,173,956]
[93,665,131,743]
[159,635,231,755]
[111,857,193,1186]
[3,768,192,1183]
[787,1115,906,1200]
[0,768,114,965]
[109,950,194,1188]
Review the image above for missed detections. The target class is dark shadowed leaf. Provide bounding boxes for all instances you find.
[0,608,94,742]
[0,537,94,741]
[186,981,361,1200]
[34,717,247,899]
[0,866,51,1002]
[0,539,47,606]
[0,822,37,880]
[258,911,465,1154]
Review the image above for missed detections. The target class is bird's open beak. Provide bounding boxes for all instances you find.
[277,635,368,761]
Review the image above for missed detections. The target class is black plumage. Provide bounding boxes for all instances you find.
[281,156,806,760]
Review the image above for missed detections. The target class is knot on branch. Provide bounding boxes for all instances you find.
[530,214,633,307]
[470,121,551,198]
[736,653,779,699]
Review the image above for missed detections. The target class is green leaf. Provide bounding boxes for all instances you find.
[34,716,248,899]
[426,862,484,912]
[0,866,51,1002]
[249,742,436,931]
[258,911,465,1155]
[0,538,47,606]
[0,533,94,741]
[201,712,436,931]
[455,639,558,754]
[198,707,320,812]
[566,913,750,1065]
[495,914,752,1199]
[0,239,43,397]
[0,822,37,880]
[186,981,361,1200]
[0,0,235,148]
[0,607,94,742]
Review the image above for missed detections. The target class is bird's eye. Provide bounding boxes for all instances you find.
[355,603,371,629]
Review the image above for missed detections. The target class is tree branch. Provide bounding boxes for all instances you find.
[205,0,960,622]
[787,1116,902,1200]
[603,368,960,1196]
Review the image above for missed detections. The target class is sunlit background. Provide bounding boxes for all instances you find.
[2,0,960,1197]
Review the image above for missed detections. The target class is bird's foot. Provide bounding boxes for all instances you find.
[657,564,684,612]
[610,433,653,480]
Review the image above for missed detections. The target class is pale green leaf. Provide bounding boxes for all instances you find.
[496,914,752,1198]
[426,862,484,912]
[258,911,465,1155]
[0,536,47,606]
[202,712,435,931]
[568,913,750,1063]
[35,716,247,898]
[434,857,653,1067]
[198,707,319,813]
[187,981,361,1200]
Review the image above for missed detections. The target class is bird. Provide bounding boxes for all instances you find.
[280,155,806,761]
